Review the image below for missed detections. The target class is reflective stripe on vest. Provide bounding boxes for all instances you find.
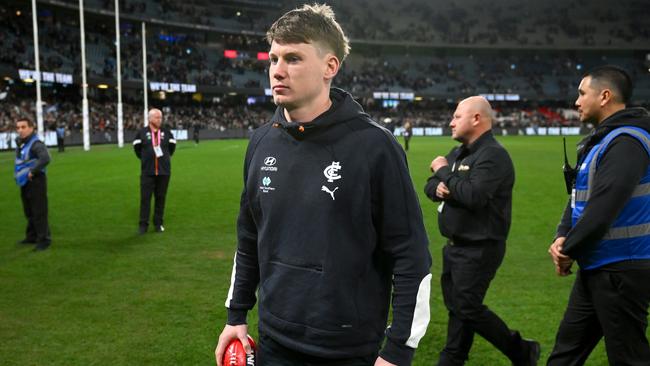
[575,182,650,202]
[572,126,650,269]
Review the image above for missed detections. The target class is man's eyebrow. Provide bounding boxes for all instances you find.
[270,48,302,56]
[281,51,301,58]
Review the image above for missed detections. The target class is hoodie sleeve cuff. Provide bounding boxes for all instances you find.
[379,337,415,366]
[434,165,452,184]
[226,309,248,325]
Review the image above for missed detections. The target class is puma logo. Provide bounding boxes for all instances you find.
[321,185,339,200]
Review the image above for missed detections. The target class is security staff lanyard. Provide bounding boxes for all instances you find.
[151,127,163,175]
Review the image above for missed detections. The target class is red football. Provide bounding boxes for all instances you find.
[223,335,256,366]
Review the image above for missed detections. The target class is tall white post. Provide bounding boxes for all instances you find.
[31,0,44,139]
[115,0,123,147]
[142,22,148,127]
[79,0,90,151]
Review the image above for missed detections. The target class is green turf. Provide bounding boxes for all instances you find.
[0,136,643,365]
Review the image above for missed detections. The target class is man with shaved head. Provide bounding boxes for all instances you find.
[425,96,540,365]
[547,65,650,365]
[133,108,176,234]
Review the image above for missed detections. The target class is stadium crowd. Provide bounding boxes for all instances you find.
[45,0,650,47]
[0,0,648,137]
[0,96,583,137]
[2,0,649,97]
[336,0,649,47]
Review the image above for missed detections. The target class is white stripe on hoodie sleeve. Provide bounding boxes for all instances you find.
[224,253,237,307]
[406,273,432,347]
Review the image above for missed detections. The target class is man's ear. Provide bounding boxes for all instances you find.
[600,88,613,107]
[472,113,481,126]
[324,54,340,81]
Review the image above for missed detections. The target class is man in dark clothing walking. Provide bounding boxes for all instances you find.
[215,4,432,366]
[548,66,650,365]
[425,96,540,366]
[133,108,176,234]
[56,123,65,152]
[14,117,51,251]
[193,122,200,146]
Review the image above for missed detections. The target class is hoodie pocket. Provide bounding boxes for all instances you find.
[260,260,359,332]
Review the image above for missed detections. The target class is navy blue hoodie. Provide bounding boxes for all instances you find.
[225,88,432,365]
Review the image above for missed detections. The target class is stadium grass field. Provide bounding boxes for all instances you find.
[1,135,644,365]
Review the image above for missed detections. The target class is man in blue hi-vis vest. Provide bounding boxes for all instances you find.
[548,65,650,365]
[14,117,51,251]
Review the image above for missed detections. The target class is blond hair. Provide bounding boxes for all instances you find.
[266,3,350,63]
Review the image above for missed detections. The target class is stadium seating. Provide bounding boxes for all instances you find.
[0,0,648,134]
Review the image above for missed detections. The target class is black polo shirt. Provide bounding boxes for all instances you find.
[425,131,514,243]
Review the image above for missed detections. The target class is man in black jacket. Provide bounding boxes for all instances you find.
[215,4,432,366]
[133,108,176,234]
[425,96,539,366]
[547,66,650,365]
[193,122,200,146]
[14,117,51,251]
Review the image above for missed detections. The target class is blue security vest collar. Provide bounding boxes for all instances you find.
[14,133,41,187]
[572,126,650,269]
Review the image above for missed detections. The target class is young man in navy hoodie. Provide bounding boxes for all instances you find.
[215,4,432,366]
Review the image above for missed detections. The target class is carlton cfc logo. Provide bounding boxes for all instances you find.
[324,161,342,182]
[264,157,276,166]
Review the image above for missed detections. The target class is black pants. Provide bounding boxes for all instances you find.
[57,137,64,152]
[547,267,650,366]
[20,174,50,244]
[404,136,411,151]
[257,334,376,366]
[439,241,527,365]
[139,174,170,228]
